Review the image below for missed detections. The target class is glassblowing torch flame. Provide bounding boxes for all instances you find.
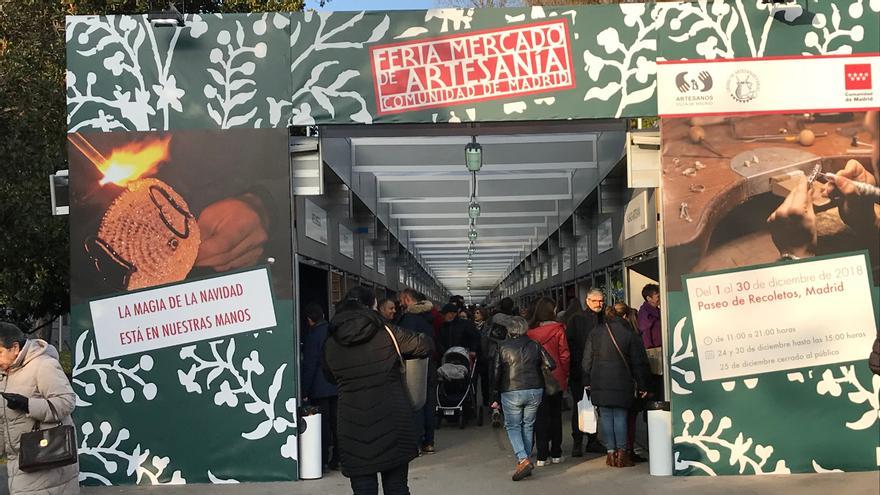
[97,136,172,186]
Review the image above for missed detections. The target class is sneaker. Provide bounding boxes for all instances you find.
[421,444,435,455]
[512,459,533,481]
[551,456,565,464]
[535,459,548,467]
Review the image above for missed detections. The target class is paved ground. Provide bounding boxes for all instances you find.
[75,413,880,495]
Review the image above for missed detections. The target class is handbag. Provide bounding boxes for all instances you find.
[542,365,561,396]
[645,347,664,375]
[384,325,428,411]
[605,323,640,399]
[18,400,78,473]
[536,334,562,396]
[577,391,598,433]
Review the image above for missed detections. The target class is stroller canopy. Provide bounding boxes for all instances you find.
[442,346,470,366]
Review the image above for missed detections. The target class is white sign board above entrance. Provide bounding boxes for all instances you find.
[597,218,613,254]
[576,235,589,265]
[364,243,375,269]
[89,268,277,359]
[339,224,354,259]
[624,190,649,240]
[304,199,328,245]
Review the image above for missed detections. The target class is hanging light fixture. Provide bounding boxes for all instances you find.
[465,136,482,172]
[468,200,481,219]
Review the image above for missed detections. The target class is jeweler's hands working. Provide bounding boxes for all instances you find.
[767,175,817,258]
[824,159,880,231]
[195,194,269,271]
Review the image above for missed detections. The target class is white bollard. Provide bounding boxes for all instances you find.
[299,412,323,480]
[647,401,673,476]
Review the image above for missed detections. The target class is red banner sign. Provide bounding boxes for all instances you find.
[370,19,575,115]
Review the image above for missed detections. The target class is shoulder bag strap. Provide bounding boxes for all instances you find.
[605,323,633,378]
[31,400,61,432]
[384,325,406,371]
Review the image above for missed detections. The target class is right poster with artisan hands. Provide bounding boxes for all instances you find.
[659,54,880,473]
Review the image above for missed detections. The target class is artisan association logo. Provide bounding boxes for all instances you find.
[727,69,759,103]
[844,64,872,91]
[675,70,713,93]
[672,69,715,108]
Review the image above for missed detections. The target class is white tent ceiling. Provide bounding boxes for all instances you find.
[320,121,626,301]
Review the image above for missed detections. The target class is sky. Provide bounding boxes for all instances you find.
[304,0,438,11]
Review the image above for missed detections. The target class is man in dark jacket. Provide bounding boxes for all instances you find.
[490,314,555,481]
[301,302,339,470]
[566,289,607,456]
[398,288,438,454]
[439,303,481,355]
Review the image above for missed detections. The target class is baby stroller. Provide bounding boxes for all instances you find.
[435,346,483,428]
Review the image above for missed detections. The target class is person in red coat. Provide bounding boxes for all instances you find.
[527,297,570,466]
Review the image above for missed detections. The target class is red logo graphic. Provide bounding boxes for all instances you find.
[370,20,575,115]
[844,64,872,91]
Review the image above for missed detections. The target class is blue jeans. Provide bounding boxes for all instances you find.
[500,389,543,462]
[414,381,436,446]
[598,406,628,451]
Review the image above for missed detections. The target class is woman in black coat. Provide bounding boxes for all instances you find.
[581,313,649,468]
[324,287,433,495]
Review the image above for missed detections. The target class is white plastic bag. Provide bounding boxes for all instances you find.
[577,390,597,434]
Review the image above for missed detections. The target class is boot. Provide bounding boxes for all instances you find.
[571,440,583,458]
[615,449,634,468]
[605,451,615,467]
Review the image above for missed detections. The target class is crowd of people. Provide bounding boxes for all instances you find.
[299,282,669,492]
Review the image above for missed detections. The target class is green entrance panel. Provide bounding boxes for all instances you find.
[66,5,665,132]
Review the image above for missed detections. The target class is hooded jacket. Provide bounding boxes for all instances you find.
[398,300,435,340]
[398,300,439,376]
[527,321,571,392]
[324,305,432,477]
[1,339,79,495]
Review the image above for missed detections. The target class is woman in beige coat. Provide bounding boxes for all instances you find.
[0,322,79,494]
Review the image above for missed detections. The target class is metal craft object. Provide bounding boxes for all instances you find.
[679,202,693,222]
[730,147,822,198]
